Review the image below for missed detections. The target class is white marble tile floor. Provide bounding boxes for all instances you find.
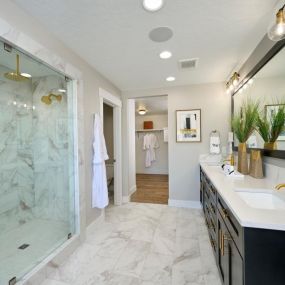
[43,203,222,285]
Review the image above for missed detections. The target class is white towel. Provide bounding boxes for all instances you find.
[210,136,220,154]
[92,114,109,209]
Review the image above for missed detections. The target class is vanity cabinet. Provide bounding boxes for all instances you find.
[200,167,285,285]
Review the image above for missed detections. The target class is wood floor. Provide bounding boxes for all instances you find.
[130,174,169,204]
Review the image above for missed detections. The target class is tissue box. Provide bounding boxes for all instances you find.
[144,121,153,129]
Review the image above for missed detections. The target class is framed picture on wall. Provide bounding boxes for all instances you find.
[265,104,285,141]
[176,109,201,142]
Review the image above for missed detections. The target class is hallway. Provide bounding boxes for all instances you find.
[131,174,169,204]
[41,203,221,285]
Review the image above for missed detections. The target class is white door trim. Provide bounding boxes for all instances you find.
[99,88,122,206]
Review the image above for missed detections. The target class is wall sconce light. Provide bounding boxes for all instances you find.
[138,108,147,115]
[268,4,285,41]
[225,72,240,94]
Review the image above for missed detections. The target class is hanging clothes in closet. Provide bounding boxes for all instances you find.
[143,133,159,167]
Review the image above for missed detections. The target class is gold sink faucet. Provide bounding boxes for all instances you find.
[275,184,285,190]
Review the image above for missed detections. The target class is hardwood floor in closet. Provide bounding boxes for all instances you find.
[130,174,169,204]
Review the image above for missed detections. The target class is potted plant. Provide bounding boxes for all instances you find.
[256,104,285,150]
[232,100,259,174]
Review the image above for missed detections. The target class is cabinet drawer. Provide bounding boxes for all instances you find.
[217,194,243,256]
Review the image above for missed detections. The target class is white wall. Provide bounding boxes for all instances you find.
[0,1,121,226]
[135,114,168,175]
[123,82,231,203]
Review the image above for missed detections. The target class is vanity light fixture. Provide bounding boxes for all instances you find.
[159,51,172,59]
[225,72,240,94]
[268,4,285,41]
[138,108,147,115]
[166,76,175,82]
[142,0,164,12]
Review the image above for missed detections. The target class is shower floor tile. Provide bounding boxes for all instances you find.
[0,219,69,285]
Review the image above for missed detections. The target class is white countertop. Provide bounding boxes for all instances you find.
[200,163,285,231]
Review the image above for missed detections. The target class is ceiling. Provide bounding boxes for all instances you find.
[135,95,168,115]
[12,0,279,91]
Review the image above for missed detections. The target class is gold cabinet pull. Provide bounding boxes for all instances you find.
[222,209,228,219]
[219,229,223,250]
[221,232,225,256]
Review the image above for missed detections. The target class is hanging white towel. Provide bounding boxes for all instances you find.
[210,136,220,154]
[92,114,109,209]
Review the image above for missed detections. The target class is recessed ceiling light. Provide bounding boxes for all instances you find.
[159,51,172,59]
[138,108,147,115]
[58,88,67,93]
[142,0,164,12]
[21,73,32,78]
[166,76,175,82]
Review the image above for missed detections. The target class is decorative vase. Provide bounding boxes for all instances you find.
[249,150,263,179]
[264,142,277,150]
[238,143,248,174]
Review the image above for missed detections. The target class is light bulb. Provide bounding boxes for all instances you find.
[138,109,147,115]
[268,8,285,41]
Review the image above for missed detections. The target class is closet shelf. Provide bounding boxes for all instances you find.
[135,129,164,132]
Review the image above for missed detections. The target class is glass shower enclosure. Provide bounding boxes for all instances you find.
[0,40,77,284]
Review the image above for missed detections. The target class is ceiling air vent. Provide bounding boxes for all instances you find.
[178,58,199,69]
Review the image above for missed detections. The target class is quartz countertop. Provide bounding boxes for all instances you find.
[200,162,285,231]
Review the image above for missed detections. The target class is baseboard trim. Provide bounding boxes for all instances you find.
[129,185,137,195]
[168,199,201,209]
[122,195,130,203]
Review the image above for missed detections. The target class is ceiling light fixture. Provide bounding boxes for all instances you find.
[58,88,67,93]
[159,51,172,59]
[142,0,164,12]
[166,76,175,82]
[138,108,147,115]
[20,72,32,78]
[268,4,285,41]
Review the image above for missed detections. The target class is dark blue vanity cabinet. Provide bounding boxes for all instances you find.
[200,167,285,285]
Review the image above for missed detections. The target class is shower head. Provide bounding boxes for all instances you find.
[41,93,62,105]
[4,54,30,82]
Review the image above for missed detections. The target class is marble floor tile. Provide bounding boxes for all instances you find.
[36,203,222,285]
[114,239,151,277]
[152,224,176,256]
[141,252,173,285]
[41,279,70,285]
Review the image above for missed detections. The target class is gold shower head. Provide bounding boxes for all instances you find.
[4,54,30,82]
[41,93,62,105]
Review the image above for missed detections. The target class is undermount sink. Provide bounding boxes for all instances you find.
[235,189,285,210]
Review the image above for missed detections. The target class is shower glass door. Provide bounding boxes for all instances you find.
[0,39,76,284]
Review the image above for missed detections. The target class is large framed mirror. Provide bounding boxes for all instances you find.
[232,39,285,159]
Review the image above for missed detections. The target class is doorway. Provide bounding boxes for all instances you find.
[130,95,169,204]
[99,88,122,206]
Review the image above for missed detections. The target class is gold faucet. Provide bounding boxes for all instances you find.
[275,184,285,190]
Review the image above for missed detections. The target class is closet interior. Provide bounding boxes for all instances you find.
[131,96,169,204]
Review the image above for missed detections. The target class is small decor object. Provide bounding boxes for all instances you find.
[249,150,264,179]
[256,104,285,150]
[176,109,201,142]
[143,121,153,129]
[232,100,259,174]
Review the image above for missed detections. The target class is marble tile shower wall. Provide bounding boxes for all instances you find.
[0,69,71,234]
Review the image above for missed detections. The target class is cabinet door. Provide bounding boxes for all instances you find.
[217,212,229,284]
[227,239,243,285]
[218,212,243,285]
